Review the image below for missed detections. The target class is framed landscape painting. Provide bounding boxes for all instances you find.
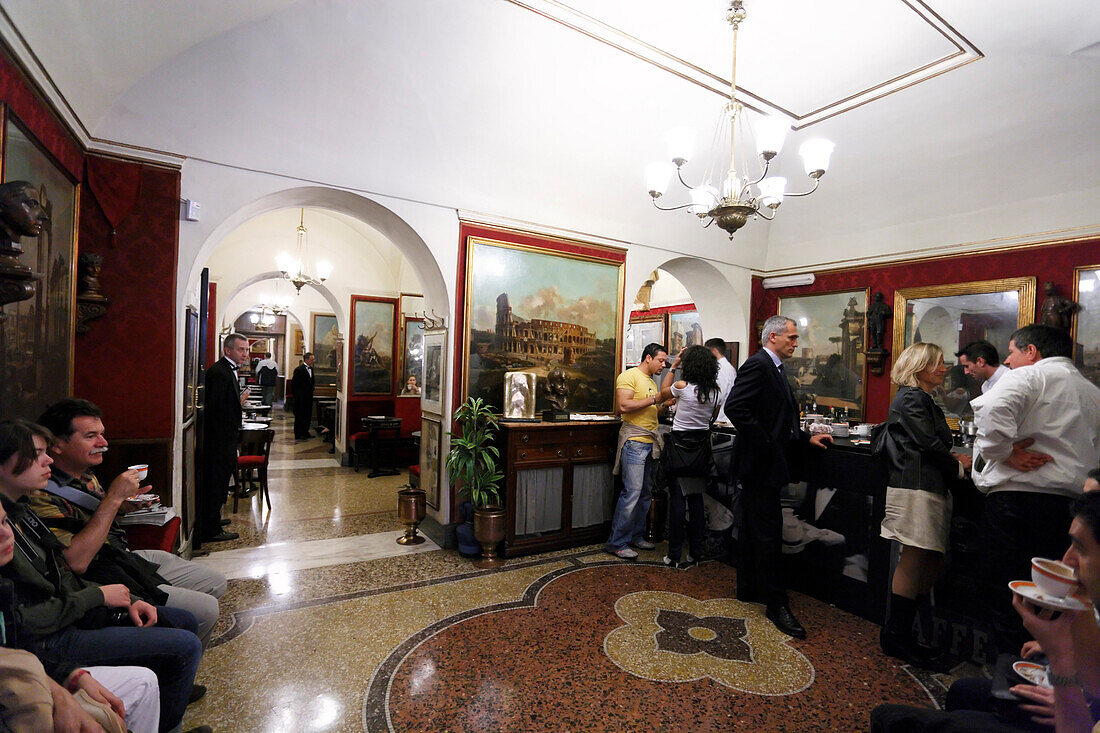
[778,289,868,418]
[625,313,665,366]
[350,296,397,395]
[310,312,339,389]
[463,235,624,414]
[0,112,78,420]
[668,309,704,353]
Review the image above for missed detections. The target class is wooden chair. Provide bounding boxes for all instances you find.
[235,428,274,511]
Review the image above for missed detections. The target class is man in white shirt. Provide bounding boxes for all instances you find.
[254,352,279,406]
[970,324,1100,654]
[955,340,1009,394]
[705,338,737,424]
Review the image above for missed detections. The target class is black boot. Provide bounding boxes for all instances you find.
[881,594,954,672]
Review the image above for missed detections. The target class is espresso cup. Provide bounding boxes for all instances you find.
[128,464,149,482]
[1031,557,1080,597]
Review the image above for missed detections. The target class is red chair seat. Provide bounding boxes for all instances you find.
[237,455,265,466]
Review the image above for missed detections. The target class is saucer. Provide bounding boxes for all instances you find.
[1012,661,1051,687]
[1008,580,1090,611]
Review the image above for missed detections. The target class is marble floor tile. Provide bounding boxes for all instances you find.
[196,530,439,580]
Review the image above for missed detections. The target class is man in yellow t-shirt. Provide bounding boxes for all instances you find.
[606,342,668,560]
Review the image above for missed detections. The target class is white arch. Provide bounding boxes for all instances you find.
[626,256,750,355]
[220,271,343,334]
[186,186,449,320]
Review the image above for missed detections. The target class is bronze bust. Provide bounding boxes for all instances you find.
[0,180,50,307]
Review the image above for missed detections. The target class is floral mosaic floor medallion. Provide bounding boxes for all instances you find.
[605,591,814,695]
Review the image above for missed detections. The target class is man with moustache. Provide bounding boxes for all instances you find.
[33,398,226,649]
[725,315,832,639]
[200,333,250,542]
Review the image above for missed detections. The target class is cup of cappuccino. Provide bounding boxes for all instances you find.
[128,464,149,481]
[1031,557,1080,597]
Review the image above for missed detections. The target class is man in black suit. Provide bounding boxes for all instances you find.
[291,352,316,440]
[725,315,832,639]
[201,332,249,542]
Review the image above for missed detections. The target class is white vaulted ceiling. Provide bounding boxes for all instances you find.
[2,0,1098,272]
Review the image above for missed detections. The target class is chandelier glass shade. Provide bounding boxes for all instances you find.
[275,209,333,294]
[645,0,834,239]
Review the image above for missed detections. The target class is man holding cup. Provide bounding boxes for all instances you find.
[31,398,226,648]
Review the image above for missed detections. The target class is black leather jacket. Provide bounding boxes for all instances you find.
[882,386,959,495]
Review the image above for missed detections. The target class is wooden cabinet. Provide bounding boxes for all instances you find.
[498,420,619,557]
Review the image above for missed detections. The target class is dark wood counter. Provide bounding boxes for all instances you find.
[498,420,619,557]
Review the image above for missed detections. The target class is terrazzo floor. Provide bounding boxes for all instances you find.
[182,411,952,732]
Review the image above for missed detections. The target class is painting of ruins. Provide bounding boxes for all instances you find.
[668,309,704,353]
[463,236,624,414]
[350,296,396,395]
[778,289,868,419]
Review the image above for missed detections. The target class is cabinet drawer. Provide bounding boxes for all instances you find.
[513,443,569,464]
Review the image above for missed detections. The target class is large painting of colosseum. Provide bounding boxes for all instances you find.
[464,236,624,414]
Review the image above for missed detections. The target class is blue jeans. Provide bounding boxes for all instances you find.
[607,439,654,550]
[30,606,201,733]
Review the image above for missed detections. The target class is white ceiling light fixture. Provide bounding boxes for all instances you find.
[762,272,815,289]
[275,209,333,294]
[645,0,834,239]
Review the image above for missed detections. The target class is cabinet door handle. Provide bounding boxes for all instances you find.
[521,434,529,444]
[520,451,527,460]
[556,449,564,457]
[576,448,583,456]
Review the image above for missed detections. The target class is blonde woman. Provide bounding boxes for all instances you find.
[878,342,971,670]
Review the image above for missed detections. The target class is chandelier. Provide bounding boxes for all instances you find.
[645,0,835,239]
[275,209,333,294]
[248,305,279,330]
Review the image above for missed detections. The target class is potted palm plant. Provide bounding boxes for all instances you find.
[446,396,505,567]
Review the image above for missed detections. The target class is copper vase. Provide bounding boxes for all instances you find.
[397,487,426,545]
[472,505,506,568]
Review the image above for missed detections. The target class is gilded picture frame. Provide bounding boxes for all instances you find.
[310,312,339,389]
[183,306,199,422]
[462,235,625,414]
[1072,264,1100,391]
[349,296,397,396]
[778,289,869,418]
[668,309,705,353]
[892,277,1036,416]
[624,312,665,366]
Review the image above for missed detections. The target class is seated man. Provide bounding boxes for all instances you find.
[34,398,226,648]
[1,502,161,733]
[871,489,1100,732]
[0,419,206,733]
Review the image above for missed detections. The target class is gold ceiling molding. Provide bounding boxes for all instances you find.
[505,0,982,129]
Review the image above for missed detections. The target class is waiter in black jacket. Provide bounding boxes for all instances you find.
[291,353,316,440]
[725,315,831,639]
[201,333,249,542]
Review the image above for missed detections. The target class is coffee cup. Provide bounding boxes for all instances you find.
[128,464,149,482]
[1031,557,1080,597]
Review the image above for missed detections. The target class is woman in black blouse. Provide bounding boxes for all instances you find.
[878,343,972,669]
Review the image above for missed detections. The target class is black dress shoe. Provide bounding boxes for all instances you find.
[203,531,239,542]
[188,683,207,704]
[766,605,807,639]
[220,518,231,526]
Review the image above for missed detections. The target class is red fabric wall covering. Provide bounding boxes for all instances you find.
[0,53,83,179]
[750,237,1100,423]
[629,302,696,319]
[74,160,180,439]
[206,282,218,368]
